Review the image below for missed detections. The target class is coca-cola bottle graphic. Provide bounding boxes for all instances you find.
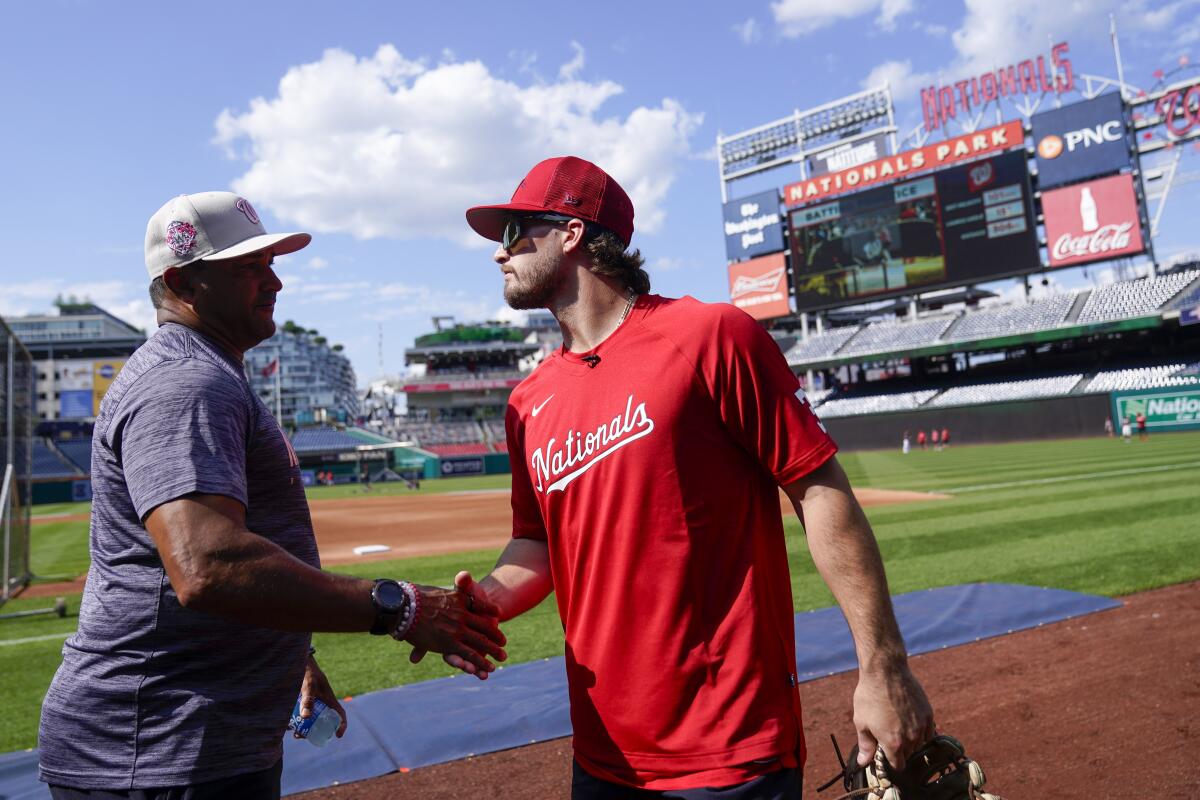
[1080,187,1099,232]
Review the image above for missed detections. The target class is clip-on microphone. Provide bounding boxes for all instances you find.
[582,355,601,368]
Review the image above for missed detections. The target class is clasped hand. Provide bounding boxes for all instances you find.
[406,571,506,680]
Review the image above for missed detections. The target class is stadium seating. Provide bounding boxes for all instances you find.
[391,420,486,447]
[291,427,372,454]
[785,327,859,363]
[424,443,491,457]
[1075,270,1199,325]
[943,293,1078,341]
[32,440,82,479]
[1084,363,1200,393]
[814,390,939,418]
[55,440,92,473]
[838,315,959,357]
[927,375,1083,408]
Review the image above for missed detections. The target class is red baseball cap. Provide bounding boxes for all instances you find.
[466,156,635,247]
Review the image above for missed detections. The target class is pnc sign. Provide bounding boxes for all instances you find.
[1031,93,1131,189]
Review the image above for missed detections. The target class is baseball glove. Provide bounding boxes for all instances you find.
[815,734,1003,800]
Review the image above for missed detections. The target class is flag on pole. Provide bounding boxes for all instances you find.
[262,358,279,378]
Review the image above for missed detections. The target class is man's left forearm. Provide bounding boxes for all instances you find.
[784,458,905,669]
[784,457,934,764]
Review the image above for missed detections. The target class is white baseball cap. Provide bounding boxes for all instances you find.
[144,191,311,279]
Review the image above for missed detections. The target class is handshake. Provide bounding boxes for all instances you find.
[402,571,507,680]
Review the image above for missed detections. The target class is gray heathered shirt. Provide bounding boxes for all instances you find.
[39,322,320,789]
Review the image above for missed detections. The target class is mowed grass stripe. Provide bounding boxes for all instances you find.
[839,436,1199,492]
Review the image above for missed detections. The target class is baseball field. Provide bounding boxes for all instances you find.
[3,433,1198,795]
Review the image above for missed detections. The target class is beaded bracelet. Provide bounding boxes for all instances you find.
[391,580,421,640]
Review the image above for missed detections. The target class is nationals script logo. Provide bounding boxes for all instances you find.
[530,394,654,493]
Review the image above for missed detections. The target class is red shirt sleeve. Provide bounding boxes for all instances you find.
[505,401,548,541]
[701,305,837,485]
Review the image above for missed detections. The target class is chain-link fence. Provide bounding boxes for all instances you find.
[1,317,34,606]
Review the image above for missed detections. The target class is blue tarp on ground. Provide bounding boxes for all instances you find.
[0,583,1120,798]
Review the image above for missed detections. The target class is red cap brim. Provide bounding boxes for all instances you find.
[465,202,556,242]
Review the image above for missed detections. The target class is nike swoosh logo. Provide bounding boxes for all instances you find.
[531,395,555,417]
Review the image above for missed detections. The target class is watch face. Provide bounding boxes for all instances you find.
[374,580,405,612]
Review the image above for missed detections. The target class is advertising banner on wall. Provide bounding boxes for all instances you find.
[807,133,890,177]
[1111,386,1200,432]
[723,189,785,261]
[57,361,92,391]
[92,360,126,416]
[60,391,93,419]
[1042,173,1145,267]
[728,252,791,320]
[784,120,1024,207]
[1031,92,1130,189]
[788,150,1038,312]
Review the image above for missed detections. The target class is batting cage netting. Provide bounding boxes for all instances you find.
[0,317,34,606]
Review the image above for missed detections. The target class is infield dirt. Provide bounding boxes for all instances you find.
[309,486,948,567]
[18,486,945,599]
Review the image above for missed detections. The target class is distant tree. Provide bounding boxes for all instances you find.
[314,336,327,346]
[332,344,344,352]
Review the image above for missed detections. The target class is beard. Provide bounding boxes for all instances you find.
[503,249,563,310]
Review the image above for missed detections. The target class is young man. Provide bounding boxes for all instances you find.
[436,157,934,797]
[38,192,505,799]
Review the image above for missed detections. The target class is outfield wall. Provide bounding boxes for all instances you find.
[820,394,1113,451]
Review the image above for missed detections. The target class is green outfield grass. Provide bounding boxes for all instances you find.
[3,433,1198,752]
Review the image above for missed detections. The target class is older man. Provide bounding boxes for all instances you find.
[438,157,934,798]
[38,192,505,799]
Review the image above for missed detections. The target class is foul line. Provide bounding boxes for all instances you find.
[938,460,1200,494]
[0,631,71,647]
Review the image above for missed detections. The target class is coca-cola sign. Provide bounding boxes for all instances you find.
[1051,223,1133,261]
[1042,173,1144,267]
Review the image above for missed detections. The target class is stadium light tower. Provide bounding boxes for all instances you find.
[717,84,897,202]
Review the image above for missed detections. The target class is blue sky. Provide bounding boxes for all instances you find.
[2,0,1198,385]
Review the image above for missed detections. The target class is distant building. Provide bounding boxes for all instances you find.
[244,322,359,427]
[8,303,146,421]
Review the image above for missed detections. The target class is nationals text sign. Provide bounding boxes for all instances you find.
[784,120,1023,207]
[1042,173,1144,267]
[728,252,790,320]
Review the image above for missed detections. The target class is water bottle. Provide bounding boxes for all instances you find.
[289,696,341,747]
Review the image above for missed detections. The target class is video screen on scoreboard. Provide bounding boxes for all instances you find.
[788,150,1038,313]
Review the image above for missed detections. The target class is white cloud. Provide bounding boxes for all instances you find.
[771,0,913,37]
[861,59,936,98]
[305,256,329,271]
[0,279,157,335]
[952,0,1191,77]
[732,17,762,44]
[650,256,685,272]
[559,41,585,80]
[214,45,701,247]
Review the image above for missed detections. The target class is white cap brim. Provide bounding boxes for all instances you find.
[202,231,311,262]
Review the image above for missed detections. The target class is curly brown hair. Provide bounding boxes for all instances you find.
[584,230,651,294]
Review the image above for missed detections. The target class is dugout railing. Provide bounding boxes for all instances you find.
[1,317,34,606]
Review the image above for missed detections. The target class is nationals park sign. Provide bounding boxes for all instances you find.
[783,120,1024,207]
[1111,386,1200,432]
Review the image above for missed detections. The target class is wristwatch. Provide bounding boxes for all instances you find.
[369,578,408,635]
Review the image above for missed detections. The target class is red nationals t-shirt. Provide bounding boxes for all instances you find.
[506,295,837,790]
